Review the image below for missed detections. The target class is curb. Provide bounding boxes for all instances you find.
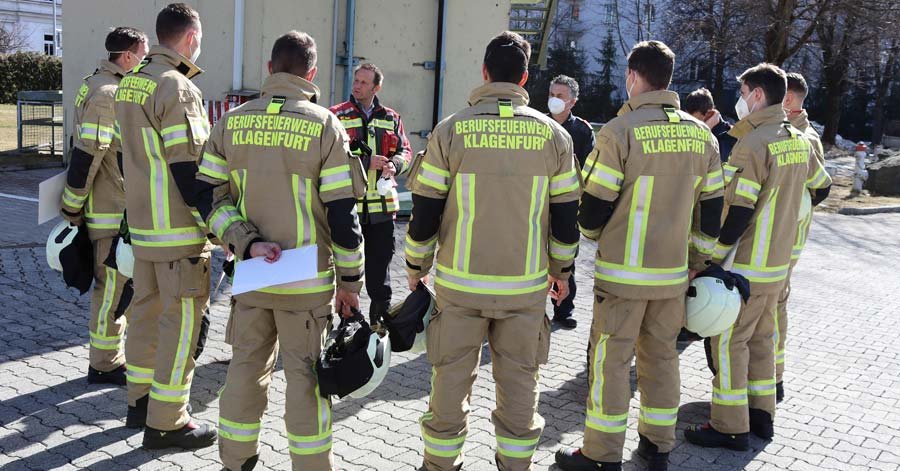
[838,206,900,216]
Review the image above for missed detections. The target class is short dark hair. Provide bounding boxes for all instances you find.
[483,31,531,84]
[738,63,787,106]
[271,31,317,77]
[627,41,674,90]
[683,87,715,115]
[551,74,579,99]
[106,27,147,62]
[786,72,808,99]
[355,63,383,86]
[156,3,200,45]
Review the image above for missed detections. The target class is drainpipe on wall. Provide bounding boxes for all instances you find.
[432,0,447,126]
[232,0,245,91]
[329,0,340,105]
[341,0,357,101]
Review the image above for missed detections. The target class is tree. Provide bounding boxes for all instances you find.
[589,28,620,121]
[760,0,832,65]
[0,23,29,54]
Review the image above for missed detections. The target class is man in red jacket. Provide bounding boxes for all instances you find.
[330,63,412,325]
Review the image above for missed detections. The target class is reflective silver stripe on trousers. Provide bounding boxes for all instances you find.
[713,391,746,402]
[436,267,546,291]
[497,441,538,453]
[528,176,548,273]
[289,436,332,450]
[586,414,627,430]
[150,385,188,399]
[641,411,677,422]
[171,298,194,385]
[719,327,732,390]
[748,383,776,392]
[455,174,473,271]
[628,176,651,266]
[219,423,259,437]
[424,438,463,453]
[144,128,168,229]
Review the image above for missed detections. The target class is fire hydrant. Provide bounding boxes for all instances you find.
[852,142,868,194]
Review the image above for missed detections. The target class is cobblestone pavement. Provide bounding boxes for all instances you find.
[1,169,899,470]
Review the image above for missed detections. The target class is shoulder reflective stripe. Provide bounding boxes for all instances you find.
[161,124,189,148]
[731,264,789,283]
[585,410,628,433]
[712,387,748,406]
[332,244,364,269]
[525,176,548,274]
[735,177,761,203]
[453,174,475,272]
[496,435,539,459]
[751,188,777,267]
[267,96,286,114]
[170,298,195,386]
[405,234,437,259]
[292,175,316,247]
[150,381,190,403]
[257,270,334,295]
[748,379,777,396]
[126,364,154,384]
[218,418,261,442]
[723,164,738,184]
[595,261,688,286]
[690,232,717,255]
[287,431,332,455]
[703,168,725,193]
[663,106,680,123]
[339,117,363,129]
[209,205,243,240]
[624,176,653,267]
[199,152,228,181]
[498,99,514,118]
[589,333,609,416]
[320,165,352,192]
[584,162,624,192]
[549,237,578,261]
[417,162,451,191]
[142,128,170,230]
[550,168,579,196]
[422,430,466,458]
[639,406,678,426]
[130,227,206,247]
[435,264,548,295]
[371,118,394,130]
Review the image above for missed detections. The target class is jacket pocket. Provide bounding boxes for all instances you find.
[425,306,443,365]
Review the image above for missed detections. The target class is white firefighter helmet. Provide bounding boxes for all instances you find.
[115,237,134,278]
[346,329,391,399]
[685,276,742,338]
[46,220,79,272]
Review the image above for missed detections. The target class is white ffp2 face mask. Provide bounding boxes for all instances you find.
[548,97,566,115]
[735,96,750,120]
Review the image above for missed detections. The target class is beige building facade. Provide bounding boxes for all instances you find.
[62,0,515,152]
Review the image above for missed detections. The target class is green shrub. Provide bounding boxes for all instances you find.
[0,52,62,104]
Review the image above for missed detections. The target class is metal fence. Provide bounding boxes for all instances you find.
[17,90,64,155]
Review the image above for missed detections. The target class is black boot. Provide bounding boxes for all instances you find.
[749,408,774,440]
[677,327,702,343]
[776,382,784,403]
[126,395,149,429]
[636,434,669,471]
[88,365,127,386]
[552,315,578,329]
[555,447,622,470]
[142,421,217,449]
[684,423,749,451]
[223,454,259,471]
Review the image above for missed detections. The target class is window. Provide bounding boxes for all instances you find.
[601,2,615,26]
[43,34,55,55]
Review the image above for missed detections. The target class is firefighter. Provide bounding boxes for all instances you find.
[330,63,412,326]
[61,26,148,386]
[405,31,581,471]
[548,74,595,330]
[684,63,831,449]
[193,31,365,471]
[115,3,216,448]
[776,72,832,402]
[554,41,724,471]
[683,88,737,162]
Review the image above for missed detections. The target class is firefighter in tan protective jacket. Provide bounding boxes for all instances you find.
[555,41,724,471]
[193,31,366,471]
[61,27,148,386]
[405,31,582,471]
[684,63,831,450]
[115,3,216,449]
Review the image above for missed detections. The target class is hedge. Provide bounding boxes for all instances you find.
[0,52,62,104]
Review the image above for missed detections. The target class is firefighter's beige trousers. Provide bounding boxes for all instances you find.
[709,292,779,434]
[775,263,797,384]
[125,254,210,430]
[218,302,333,471]
[581,293,683,463]
[421,297,550,471]
[88,237,131,371]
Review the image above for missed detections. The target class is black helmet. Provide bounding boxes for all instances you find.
[381,281,434,353]
[316,309,391,399]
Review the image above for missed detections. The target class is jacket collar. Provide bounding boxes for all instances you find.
[350,94,381,115]
[616,90,680,116]
[146,45,203,79]
[467,82,530,107]
[729,104,787,139]
[788,109,810,132]
[99,59,128,78]
[261,73,320,102]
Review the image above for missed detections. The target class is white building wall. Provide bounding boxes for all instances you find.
[0,0,61,54]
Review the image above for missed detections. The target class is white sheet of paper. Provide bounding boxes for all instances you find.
[231,245,318,295]
[38,171,67,225]
[722,241,739,271]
